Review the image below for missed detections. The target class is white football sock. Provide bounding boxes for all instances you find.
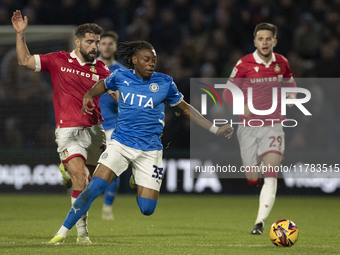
[103,203,112,212]
[71,196,88,236]
[255,177,277,225]
[56,225,69,238]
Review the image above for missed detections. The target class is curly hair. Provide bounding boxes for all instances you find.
[115,41,154,69]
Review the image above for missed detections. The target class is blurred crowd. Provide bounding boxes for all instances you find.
[0,0,339,152]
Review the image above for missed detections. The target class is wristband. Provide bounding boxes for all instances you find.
[209,125,218,134]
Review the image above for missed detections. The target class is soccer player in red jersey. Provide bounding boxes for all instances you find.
[11,10,111,243]
[223,23,296,235]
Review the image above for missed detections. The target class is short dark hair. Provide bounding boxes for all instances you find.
[253,22,277,38]
[75,23,103,39]
[101,31,119,42]
[115,41,154,69]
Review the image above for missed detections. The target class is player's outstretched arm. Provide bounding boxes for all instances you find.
[82,79,107,115]
[175,100,234,139]
[11,10,36,70]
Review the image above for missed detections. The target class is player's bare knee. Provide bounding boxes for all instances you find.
[69,170,89,190]
[263,153,282,167]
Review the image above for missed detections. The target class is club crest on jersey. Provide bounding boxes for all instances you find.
[63,149,69,157]
[90,65,97,73]
[274,63,281,73]
[149,83,159,92]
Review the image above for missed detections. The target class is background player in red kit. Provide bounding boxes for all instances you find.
[11,10,111,243]
[223,23,296,235]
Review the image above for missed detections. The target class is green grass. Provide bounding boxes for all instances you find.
[0,194,339,255]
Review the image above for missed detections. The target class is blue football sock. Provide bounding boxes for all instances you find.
[63,177,107,229]
[104,177,120,206]
[137,196,158,216]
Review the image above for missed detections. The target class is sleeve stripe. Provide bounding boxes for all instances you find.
[34,55,41,72]
[170,94,184,107]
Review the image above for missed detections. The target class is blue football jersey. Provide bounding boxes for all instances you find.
[104,69,183,150]
[99,61,127,130]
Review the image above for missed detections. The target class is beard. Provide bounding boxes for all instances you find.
[80,48,96,62]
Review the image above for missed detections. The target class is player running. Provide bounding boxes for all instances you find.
[97,31,126,220]
[11,10,111,243]
[47,40,234,245]
[59,31,127,220]
[223,22,296,235]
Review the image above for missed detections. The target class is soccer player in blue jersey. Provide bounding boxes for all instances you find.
[47,41,234,244]
[97,31,126,220]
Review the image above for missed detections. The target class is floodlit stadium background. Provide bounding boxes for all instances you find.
[0,0,339,194]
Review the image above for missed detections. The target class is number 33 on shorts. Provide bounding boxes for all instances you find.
[152,165,164,182]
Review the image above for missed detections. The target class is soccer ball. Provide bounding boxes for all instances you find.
[269,219,299,247]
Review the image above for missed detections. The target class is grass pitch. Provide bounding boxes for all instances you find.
[0,194,339,255]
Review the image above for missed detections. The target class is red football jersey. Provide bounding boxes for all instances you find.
[223,51,296,126]
[35,51,111,128]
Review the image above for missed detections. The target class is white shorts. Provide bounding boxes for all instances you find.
[237,123,285,167]
[98,139,164,191]
[104,128,114,143]
[55,124,106,166]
